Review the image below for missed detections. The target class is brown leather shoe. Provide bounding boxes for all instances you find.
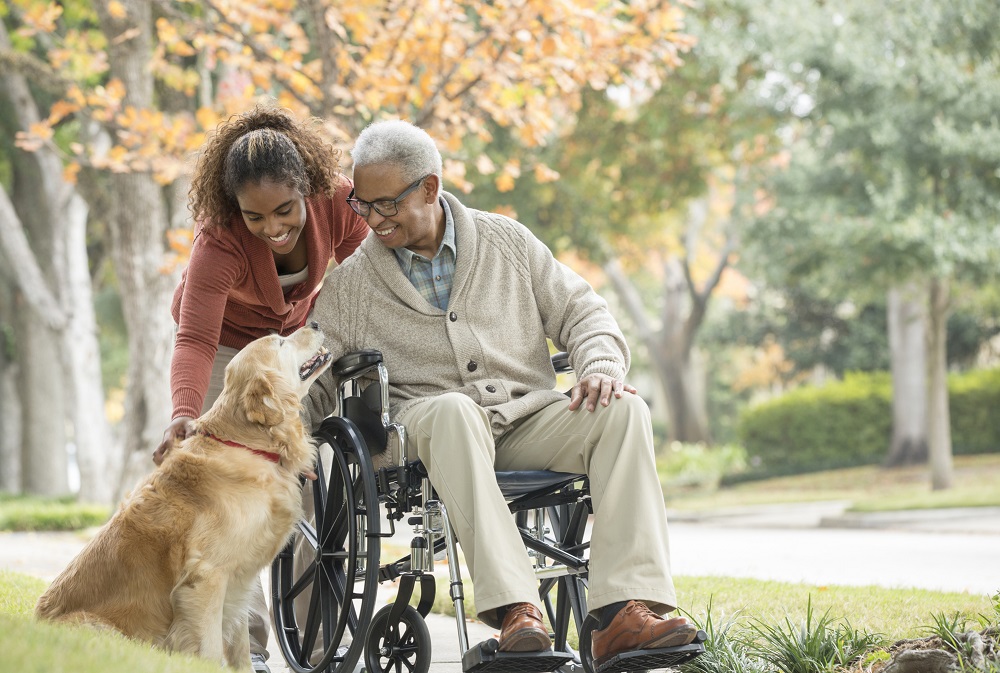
[591,601,697,665]
[498,603,551,652]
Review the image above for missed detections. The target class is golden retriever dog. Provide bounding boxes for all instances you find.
[36,322,332,670]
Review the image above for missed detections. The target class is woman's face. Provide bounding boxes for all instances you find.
[235,180,307,255]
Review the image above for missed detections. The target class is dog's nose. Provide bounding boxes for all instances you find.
[309,321,319,330]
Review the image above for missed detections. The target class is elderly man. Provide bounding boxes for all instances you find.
[303,120,696,663]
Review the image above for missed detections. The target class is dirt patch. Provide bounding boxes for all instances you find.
[853,627,999,673]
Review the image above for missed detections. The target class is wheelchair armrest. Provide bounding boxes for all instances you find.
[551,351,572,373]
[332,349,383,378]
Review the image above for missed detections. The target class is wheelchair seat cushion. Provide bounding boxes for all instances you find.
[494,470,584,498]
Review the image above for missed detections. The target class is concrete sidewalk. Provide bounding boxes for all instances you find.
[668,500,1000,535]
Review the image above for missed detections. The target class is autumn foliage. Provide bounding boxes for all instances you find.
[10,0,692,196]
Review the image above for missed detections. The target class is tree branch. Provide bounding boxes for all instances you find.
[0,48,71,96]
[603,257,654,343]
[0,186,68,331]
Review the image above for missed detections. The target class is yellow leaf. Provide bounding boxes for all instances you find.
[533,163,560,183]
[167,227,194,255]
[107,0,127,19]
[105,78,126,102]
[48,99,79,124]
[29,121,53,141]
[195,107,219,131]
[62,163,81,185]
[495,173,515,193]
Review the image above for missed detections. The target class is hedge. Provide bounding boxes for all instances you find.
[735,367,1000,480]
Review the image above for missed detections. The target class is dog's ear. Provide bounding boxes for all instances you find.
[243,372,285,427]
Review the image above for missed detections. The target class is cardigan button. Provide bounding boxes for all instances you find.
[467,361,478,372]
[485,384,496,393]
[449,312,458,322]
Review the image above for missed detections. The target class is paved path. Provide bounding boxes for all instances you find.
[4,501,999,672]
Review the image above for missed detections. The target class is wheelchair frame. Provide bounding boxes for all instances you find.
[270,351,705,673]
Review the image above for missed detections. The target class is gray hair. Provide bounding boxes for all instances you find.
[351,120,443,196]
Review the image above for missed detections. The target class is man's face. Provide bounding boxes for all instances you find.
[352,163,440,259]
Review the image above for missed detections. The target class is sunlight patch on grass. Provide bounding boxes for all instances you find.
[664,454,1000,513]
[0,571,229,673]
[676,575,995,642]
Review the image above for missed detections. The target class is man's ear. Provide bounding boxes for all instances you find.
[244,372,285,426]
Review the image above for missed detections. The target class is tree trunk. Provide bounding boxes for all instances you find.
[603,256,711,445]
[927,277,953,490]
[64,192,117,503]
[95,0,176,498]
[0,271,21,493]
[658,257,710,443]
[884,282,928,466]
[1,21,115,501]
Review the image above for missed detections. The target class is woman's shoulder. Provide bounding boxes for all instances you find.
[190,217,251,267]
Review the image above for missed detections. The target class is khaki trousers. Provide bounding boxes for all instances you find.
[203,345,271,657]
[397,392,678,629]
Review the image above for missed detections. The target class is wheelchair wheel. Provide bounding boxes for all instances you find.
[271,417,381,673]
[578,615,598,673]
[364,604,432,673]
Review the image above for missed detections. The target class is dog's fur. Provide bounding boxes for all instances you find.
[35,324,332,670]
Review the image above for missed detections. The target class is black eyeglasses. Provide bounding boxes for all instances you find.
[346,174,429,218]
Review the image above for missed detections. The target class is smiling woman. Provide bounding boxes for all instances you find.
[153,103,368,673]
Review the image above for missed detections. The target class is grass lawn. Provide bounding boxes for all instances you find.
[419,571,995,645]
[0,494,110,532]
[663,453,1000,513]
[5,566,997,672]
[0,570,226,673]
[675,575,995,642]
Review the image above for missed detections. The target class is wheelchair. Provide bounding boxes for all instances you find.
[270,350,706,673]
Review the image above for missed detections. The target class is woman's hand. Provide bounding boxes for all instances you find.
[154,416,195,465]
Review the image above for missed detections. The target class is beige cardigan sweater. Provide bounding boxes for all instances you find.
[302,192,630,437]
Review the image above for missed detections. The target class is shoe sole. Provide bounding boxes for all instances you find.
[594,624,699,668]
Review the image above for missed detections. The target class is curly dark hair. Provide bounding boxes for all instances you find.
[188,104,344,228]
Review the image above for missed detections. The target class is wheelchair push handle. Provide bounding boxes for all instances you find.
[332,349,383,378]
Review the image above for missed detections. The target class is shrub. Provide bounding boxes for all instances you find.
[736,367,1000,480]
[736,372,892,480]
[950,368,1000,456]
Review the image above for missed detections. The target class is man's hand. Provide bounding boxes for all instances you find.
[154,416,195,465]
[568,373,637,412]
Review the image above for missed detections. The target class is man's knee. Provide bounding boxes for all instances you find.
[603,393,651,427]
[590,394,654,457]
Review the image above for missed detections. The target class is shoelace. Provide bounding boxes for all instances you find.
[623,601,659,619]
[504,603,539,624]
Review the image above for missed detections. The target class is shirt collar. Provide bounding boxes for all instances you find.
[394,196,456,274]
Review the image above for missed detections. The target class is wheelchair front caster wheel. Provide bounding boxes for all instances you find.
[578,615,599,673]
[365,604,432,673]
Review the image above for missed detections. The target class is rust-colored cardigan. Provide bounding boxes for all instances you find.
[170,180,369,420]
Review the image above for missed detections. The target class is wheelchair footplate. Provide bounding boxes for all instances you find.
[462,639,573,673]
[594,630,708,673]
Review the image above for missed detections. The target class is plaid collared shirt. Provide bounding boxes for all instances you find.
[393,197,457,310]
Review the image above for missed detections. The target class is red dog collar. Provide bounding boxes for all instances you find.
[202,432,281,464]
